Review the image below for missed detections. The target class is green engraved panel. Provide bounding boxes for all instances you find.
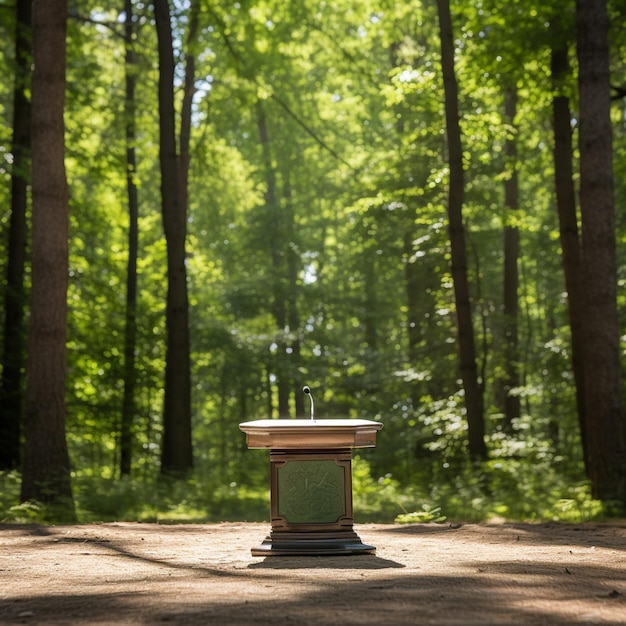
[277,459,346,524]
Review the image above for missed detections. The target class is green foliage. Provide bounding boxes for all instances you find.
[0,448,617,525]
[351,455,413,522]
[0,472,73,523]
[395,505,447,524]
[72,473,269,523]
[0,470,269,524]
[385,446,610,525]
[2,0,626,519]
[0,472,42,523]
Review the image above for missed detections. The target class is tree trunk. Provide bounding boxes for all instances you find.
[120,0,139,477]
[177,0,199,215]
[502,87,521,431]
[551,34,587,465]
[576,0,626,501]
[283,172,305,418]
[436,0,487,460]
[363,248,378,354]
[403,228,440,409]
[404,231,422,369]
[256,99,290,418]
[20,0,74,519]
[154,0,193,475]
[0,0,31,470]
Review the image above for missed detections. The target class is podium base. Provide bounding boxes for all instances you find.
[251,529,376,556]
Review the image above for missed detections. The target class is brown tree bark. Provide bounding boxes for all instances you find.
[154,0,193,475]
[576,0,626,501]
[436,0,487,460]
[120,0,139,477]
[550,34,587,465]
[0,0,31,470]
[20,0,74,518]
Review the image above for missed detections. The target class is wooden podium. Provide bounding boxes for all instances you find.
[239,418,383,556]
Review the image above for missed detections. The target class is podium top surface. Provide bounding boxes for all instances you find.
[239,419,383,450]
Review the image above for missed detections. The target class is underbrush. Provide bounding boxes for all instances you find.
[0,470,269,524]
[0,456,619,525]
[353,454,612,525]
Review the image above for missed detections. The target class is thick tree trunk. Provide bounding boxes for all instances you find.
[20,0,75,518]
[0,0,31,470]
[120,0,139,477]
[502,87,521,431]
[551,37,586,465]
[154,0,193,475]
[437,0,487,460]
[576,0,625,501]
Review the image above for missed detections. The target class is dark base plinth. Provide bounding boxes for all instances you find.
[251,529,376,556]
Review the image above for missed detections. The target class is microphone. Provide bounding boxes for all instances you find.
[303,385,315,421]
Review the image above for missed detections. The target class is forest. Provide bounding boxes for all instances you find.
[0,0,625,525]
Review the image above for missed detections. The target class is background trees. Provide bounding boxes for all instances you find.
[0,0,625,520]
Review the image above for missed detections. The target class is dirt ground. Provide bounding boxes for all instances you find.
[1,521,625,625]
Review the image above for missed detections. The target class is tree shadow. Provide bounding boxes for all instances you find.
[2,564,624,626]
[2,523,625,625]
[383,521,626,551]
[0,523,56,537]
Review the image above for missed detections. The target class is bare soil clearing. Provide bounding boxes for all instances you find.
[1,521,625,625]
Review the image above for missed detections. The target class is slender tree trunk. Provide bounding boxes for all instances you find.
[120,0,139,477]
[404,231,422,369]
[154,0,193,475]
[363,248,378,354]
[177,1,199,213]
[392,40,420,404]
[436,0,487,460]
[256,99,290,417]
[20,0,74,519]
[403,228,441,409]
[0,0,31,470]
[283,172,305,418]
[551,35,587,465]
[576,0,625,501]
[502,87,521,431]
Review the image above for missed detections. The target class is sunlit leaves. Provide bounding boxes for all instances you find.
[3,0,623,508]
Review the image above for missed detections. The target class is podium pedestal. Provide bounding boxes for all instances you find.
[239,419,383,556]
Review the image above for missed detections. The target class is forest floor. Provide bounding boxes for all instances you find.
[1,521,625,625]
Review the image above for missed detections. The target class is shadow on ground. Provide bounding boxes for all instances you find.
[1,522,624,625]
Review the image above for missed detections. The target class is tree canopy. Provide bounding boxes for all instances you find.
[1,0,625,522]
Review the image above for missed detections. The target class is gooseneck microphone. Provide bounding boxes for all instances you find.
[303,385,315,422]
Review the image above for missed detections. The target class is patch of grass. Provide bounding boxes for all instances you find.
[0,471,75,523]
[392,458,610,525]
[395,504,447,524]
[73,474,269,523]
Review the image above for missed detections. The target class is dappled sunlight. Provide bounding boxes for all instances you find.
[1,522,624,624]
